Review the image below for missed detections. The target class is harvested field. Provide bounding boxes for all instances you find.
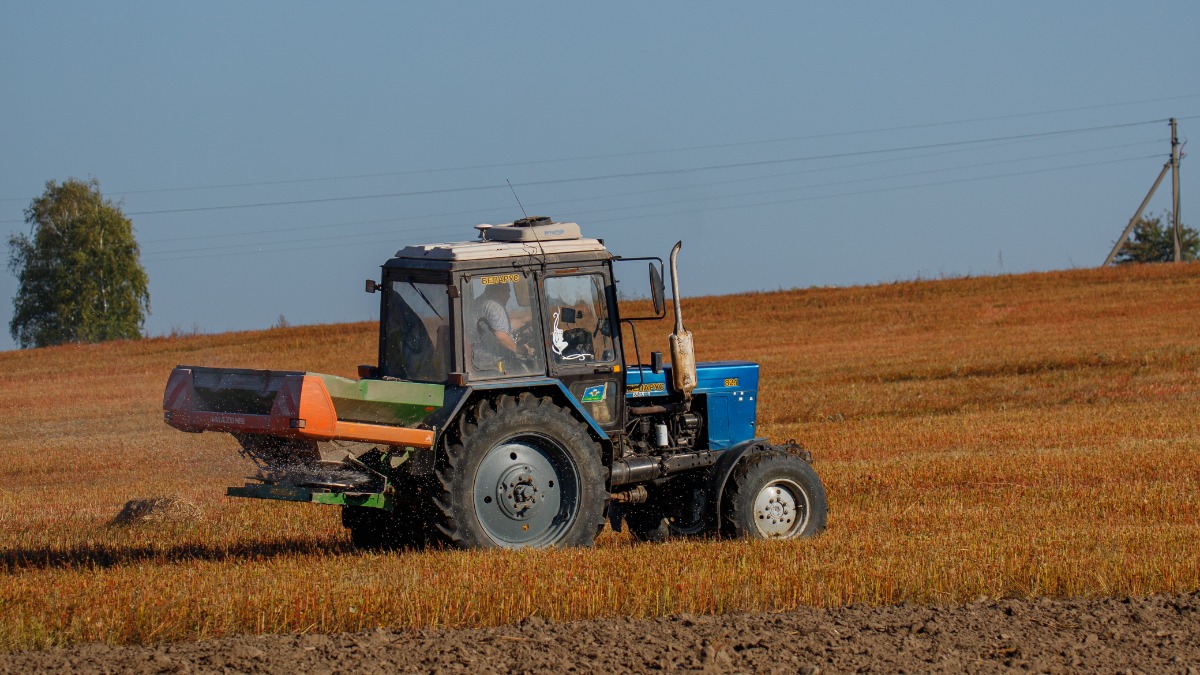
[1,263,1199,662]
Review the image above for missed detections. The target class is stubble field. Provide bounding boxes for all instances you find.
[1,264,1198,662]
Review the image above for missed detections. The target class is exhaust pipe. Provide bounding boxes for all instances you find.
[668,241,698,400]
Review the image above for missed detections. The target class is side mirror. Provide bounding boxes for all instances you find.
[649,264,665,316]
[613,256,666,322]
[365,279,378,294]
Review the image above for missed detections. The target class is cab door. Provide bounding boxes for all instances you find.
[540,267,623,432]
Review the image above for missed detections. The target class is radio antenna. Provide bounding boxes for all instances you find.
[506,179,529,218]
[507,179,547,268]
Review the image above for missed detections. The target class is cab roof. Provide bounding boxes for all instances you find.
[384,218,612,271]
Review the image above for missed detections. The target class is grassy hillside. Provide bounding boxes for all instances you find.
[1,264,1198,649]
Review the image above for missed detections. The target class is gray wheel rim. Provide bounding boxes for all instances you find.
[751,478,810,539]
[473,434,580,548]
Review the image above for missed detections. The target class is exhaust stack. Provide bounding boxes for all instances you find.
[668,241,698,399]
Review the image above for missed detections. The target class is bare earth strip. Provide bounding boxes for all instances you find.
[2,593,1197,673]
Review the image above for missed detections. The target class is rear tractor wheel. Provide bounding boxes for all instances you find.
[725,449,827,540]
[433,393,609,549]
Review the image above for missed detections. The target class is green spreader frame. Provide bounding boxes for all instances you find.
[227,483,392,510]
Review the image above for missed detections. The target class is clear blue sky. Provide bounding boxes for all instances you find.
[2,2,1198,351]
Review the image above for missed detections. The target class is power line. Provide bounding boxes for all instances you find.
[142,153,1158,263]
[143,225,465,263]
[5,93,1197,203]
[142,213,471,245]
[139,138,1162,254]
[3,118,1189,227]
[584,154,1162,227]
[562,142,1164,220]
[140,132,1073,245]
[143,222,464,258]
[55,118,1177,222]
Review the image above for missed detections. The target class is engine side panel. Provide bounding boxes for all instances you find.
[625,361,759,449]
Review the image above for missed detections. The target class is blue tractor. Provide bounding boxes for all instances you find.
[164,217,827,549]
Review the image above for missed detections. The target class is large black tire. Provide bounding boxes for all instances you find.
[624,476,712,543]
[624,506,672,543]
[724,449,827,540]
[432,393,608,549]
[625,507,711,542]
[342,505,428,550]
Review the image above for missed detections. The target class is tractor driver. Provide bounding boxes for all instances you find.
[476,281,534,361]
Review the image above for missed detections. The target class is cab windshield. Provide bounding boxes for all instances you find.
[383,280,451,382]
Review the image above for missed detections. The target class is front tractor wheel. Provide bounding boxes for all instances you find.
[725,449,827,540]
[434,394,608,549]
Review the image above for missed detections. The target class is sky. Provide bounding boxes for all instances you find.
[2,2,1198,352]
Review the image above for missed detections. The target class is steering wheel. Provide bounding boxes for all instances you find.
[514,321,539,350]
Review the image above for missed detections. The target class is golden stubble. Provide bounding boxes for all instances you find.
[1,265,1198,649]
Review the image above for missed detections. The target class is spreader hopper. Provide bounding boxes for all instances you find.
[163,366,441,448]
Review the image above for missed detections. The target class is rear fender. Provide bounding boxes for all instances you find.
[442,379,612,459]
[704,437,767,529]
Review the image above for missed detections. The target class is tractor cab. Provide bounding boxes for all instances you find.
[371,216,655,433]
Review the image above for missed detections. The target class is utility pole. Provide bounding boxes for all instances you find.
[1171,117,1182,262]
[1104,118,1184,265]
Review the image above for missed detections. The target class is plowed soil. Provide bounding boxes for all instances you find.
[4,593,1197,674]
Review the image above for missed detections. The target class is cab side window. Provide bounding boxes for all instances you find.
[543,273,615,365]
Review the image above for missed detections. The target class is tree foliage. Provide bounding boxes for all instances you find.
[1113,212,1198,265]
[7,178,150,348]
